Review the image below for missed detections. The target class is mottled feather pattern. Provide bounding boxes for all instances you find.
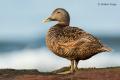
[46,24,107,60]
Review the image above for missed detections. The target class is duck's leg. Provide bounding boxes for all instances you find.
[74,60,79,71]
[56,60,74,74]
[70,60,74,73]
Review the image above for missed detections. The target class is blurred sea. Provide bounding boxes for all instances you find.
[0,36,119,53]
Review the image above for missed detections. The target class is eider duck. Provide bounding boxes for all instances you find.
[43,8,111,73]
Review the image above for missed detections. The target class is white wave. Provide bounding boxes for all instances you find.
[0,48,69,72]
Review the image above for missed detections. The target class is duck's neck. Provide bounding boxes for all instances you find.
[54,22,70,28]
[57,22,69,26]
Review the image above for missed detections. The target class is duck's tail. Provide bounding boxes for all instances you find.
[100,44,112,52]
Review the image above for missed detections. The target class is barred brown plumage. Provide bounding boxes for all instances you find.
[43,8,111,73]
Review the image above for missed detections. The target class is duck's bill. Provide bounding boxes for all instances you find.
[42,18,52,23]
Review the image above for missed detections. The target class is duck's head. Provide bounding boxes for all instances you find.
[43,8,70,26]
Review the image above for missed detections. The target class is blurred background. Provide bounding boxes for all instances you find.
[0,0,120,72]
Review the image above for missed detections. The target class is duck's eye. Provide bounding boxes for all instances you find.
[57,12,61,13]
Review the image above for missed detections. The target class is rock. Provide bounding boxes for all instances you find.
[0,67,119,80]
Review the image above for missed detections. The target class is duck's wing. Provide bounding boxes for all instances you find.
[57,27,103,48]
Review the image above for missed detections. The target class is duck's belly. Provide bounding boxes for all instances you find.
[46,39,97,60]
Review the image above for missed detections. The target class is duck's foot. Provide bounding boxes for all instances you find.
[56,70,71,74]
[75,67,79,72]
[52,66,71,74]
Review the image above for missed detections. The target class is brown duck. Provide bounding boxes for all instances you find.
[43,8,111,73]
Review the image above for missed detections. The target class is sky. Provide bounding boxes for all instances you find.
[0,0,120,71]
[0,0,120,41]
